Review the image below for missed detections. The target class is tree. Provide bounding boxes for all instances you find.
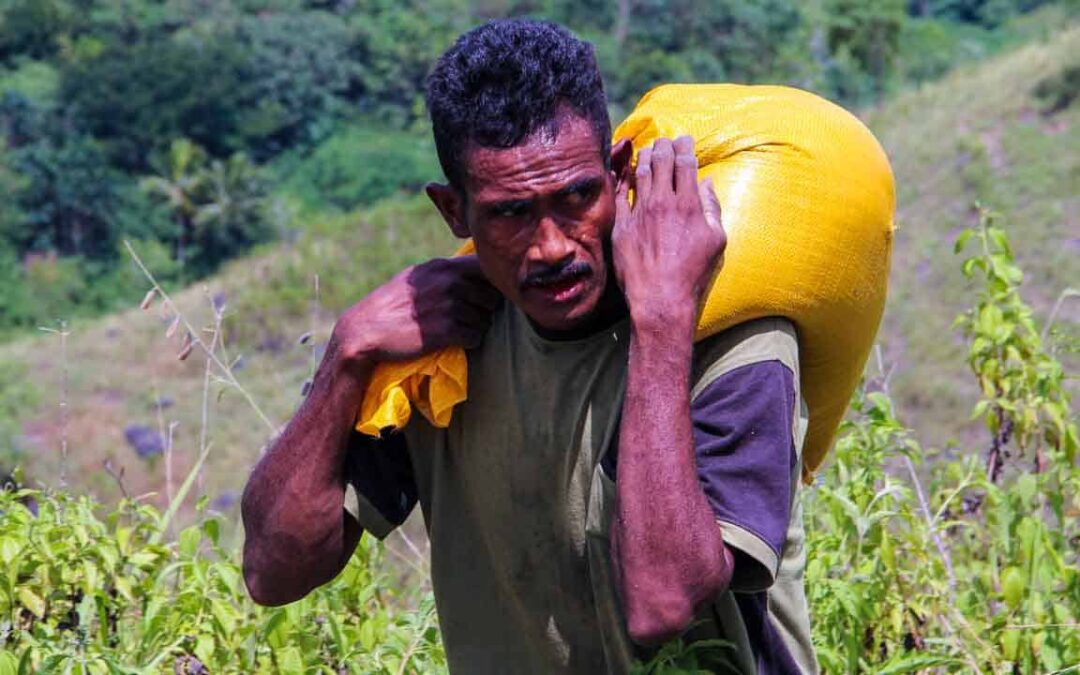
[189,153,273,273]
[0,0,74,61]
[141,140,272,275]
[227,11,358,156]
[140,138,208,271]
[11,134,122,259]
[825,0,907,102]
[60,37,253,170]
[345,0,469,126]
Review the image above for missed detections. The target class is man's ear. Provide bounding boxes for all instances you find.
[425,182,470,239]
[610,138,634,189]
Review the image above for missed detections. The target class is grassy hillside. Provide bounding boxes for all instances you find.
[868,22,1079,443]
[0,22,1076,519]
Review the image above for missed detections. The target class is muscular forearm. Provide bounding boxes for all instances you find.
[241,346,371,606]
[612,310,733,645]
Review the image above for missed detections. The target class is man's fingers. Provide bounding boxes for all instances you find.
[614,169,631,228]
[698,178,723,235]
[649,138,674,195]
[451,299,492,329]
[635,146,653,201]
[673,136,698,195]
[461,281,502,311]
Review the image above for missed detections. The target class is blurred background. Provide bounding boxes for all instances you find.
[0,0,1075,519]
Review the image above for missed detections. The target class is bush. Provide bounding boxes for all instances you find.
[805,210,1078,672]
[0,489,445,673]
[1033,61,1080,113]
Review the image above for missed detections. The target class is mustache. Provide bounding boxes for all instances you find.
[521,260,593,288]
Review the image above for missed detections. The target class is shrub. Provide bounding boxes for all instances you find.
[0,489,444,673]
[1033,61,1080,113]
[805,209,1078,672]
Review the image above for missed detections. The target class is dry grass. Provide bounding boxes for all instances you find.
[2,197,452,532]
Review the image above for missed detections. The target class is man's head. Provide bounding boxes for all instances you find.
[425,19,631,334]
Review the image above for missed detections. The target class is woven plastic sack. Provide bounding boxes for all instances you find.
[356,84,895,480]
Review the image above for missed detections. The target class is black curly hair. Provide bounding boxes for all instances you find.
[425,19,611,191]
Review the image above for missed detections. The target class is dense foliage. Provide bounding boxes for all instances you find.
[0,0,1070,334]
[1,211,1075,672]
[0,491,444,673]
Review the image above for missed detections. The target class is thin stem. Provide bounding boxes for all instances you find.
[902,454,957,591]
[102,459,129,500]
[59,321,68,488]
[123,240,277,434]
[197,287,223,498]
[395,608,435,675]
[1040,287,1079,344]
[38,321,71,487]
[391,528,430,579]
[150,370,174,508]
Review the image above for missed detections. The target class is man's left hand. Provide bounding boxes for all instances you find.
[612,135,725,331]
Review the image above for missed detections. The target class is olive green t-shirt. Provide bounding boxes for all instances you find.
[345,307,817,674]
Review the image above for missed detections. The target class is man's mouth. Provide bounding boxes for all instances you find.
[522,263,592,304]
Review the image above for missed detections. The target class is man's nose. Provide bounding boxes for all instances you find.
[527,216,575,266]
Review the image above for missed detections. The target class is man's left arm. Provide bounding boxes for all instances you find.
[609,135,732,645]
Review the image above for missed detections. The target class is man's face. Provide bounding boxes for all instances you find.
[457,115,617,333]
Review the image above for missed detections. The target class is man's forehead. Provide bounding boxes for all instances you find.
[462,115,606,202]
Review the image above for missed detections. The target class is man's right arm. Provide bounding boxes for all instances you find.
[240,345,371,606]
[240,256,499,606]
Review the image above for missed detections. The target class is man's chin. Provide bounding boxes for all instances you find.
[519,289,608,336]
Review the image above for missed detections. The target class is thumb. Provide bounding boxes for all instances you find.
[698,178,723,235]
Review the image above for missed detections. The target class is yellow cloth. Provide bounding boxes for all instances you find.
[355,83,895,481]
[354,240,474,437]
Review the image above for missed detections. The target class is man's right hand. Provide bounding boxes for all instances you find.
[330,254,502,369]
[242,253,500,606]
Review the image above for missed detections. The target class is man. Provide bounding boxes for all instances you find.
[241,18,816,674]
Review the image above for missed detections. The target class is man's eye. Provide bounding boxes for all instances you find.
[565,191,585,205]
[563,184,597,207]
[493,203,529,218]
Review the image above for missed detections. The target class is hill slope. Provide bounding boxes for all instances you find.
[868,23,1078,442]
[1,23,1077,510]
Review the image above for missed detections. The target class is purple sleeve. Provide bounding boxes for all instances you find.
[691,360,797,583]
[343,431,418,533]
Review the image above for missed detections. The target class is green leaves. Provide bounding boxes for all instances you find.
[804,205,1079,673]
[1001,566,1024,610]
[0,488,445,673]
[954,208,1077,473]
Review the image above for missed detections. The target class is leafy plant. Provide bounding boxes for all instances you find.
[805,208,1078,673]
[953,206,1077,480]
[0,488,444,673]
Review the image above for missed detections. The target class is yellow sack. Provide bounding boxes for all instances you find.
[355,84,895,481]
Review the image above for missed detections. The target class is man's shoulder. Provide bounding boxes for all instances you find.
[691,316,799,400]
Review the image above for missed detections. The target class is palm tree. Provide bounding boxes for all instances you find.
[140,138,208,272]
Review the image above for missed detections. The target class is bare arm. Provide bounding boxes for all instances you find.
[609,136,732,644]
[240,345,370,606]
[241,257,500,606]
